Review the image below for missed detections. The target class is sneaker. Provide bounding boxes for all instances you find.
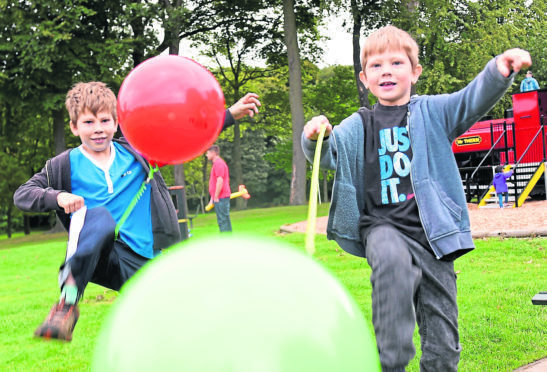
[34,299,80,341]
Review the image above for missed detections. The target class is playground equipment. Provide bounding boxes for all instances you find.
[453,89,546,206]
[205,185,250,211]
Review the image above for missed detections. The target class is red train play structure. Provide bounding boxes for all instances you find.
[452,88,546,207]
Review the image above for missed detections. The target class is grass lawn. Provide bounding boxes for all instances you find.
[1,204,545,371]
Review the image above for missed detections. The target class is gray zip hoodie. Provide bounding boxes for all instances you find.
[302,57,514,261]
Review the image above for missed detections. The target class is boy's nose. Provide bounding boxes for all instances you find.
[92,122,104,132]
[381,66,392,75]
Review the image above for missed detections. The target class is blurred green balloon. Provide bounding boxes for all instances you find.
[93,236,379,371]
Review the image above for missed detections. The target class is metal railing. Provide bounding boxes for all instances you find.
[511,120,546,206]
[465,122,513,201]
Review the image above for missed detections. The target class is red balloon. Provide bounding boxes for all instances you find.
[117,55,225,165]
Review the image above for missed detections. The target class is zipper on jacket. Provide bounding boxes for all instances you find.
[46,159,51,187]
[407,109,441,259]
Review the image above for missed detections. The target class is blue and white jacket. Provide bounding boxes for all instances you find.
[302,58,514,260]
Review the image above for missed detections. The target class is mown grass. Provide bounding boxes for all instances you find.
[0,204,545,371]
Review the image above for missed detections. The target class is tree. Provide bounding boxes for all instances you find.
[191,1,280,208]
[283,0,307,205]
[185,0,322,207]
[348,0,386,107]
[384,0,544,116]
[153,1,268,212]
[0,0,143,234]
[160,1,188,195]
[307,65,361,123]
[0,151,27,237]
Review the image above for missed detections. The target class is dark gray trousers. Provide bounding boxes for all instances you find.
[362,224,461,372]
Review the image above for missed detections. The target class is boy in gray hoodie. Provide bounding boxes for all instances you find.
[302,25,531,371]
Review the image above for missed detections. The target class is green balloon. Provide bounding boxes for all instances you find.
[93,236,380,371]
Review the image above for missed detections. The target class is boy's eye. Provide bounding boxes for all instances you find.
[393,61,402,66]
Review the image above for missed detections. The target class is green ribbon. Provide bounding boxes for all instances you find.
[114,163,159,240]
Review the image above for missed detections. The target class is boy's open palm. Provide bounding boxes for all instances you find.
[57,192,85,214]
[496,48,532,78]
[304,115,333,140]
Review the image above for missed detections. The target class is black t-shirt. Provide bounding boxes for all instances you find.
[358,103,431,253]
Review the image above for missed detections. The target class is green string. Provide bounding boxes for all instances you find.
[114,163,159,240]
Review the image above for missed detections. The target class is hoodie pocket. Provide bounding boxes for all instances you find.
[416,179,462,240]
[331,182,361,239]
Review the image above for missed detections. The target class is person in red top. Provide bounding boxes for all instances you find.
[206,145,232,232]
[204,92,261,232]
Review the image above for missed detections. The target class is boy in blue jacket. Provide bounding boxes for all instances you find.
[302,26,531,371]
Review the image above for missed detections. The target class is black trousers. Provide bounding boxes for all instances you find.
[58,206,149,298]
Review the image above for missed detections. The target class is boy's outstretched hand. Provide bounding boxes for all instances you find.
[496,48,532,78]
[304,115,333,140]
[228,93,261,120]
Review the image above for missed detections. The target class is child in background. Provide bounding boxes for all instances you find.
[493,165,513,208]
[302,25,531,371]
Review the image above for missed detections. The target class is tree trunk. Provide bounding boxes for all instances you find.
[129,3,148,66]
[406,0,419,97]
[167,2,189,220]
[53,109,66,155]
[201,155,208,213]
[230,85,247,210]
[6,205,12,238]
[173,163,189,224]
[351,0,369,108]
[283,0,307,206]
[174,164,185,186]
[232,120,246,209]
[24,214,30,235]
[322,170,329,203]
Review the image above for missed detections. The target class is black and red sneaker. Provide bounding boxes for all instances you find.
[34,299,80,341]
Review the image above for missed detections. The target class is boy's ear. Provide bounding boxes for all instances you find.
[69,121,79,136]
[412,64,423,85]
[359,71,368,89]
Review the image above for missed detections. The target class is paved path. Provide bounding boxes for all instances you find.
[513,357,547,371]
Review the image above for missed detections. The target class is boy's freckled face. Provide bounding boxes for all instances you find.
[360,50,422,106]
[70,109,118,155]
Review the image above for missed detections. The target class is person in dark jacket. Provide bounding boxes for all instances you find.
[493,165,514,208]
[13,82,260,341]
